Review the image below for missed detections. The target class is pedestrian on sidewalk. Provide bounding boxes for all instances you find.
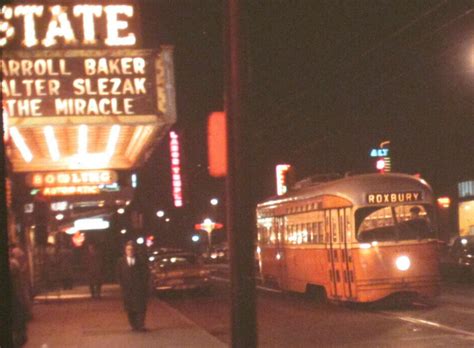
[85,243,104,299]
[9,253,28,347]
[116,241,150,332]
[10,244,33,320]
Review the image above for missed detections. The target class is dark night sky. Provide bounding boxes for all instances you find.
[134,0,474,231]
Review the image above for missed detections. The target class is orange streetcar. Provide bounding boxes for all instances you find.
[256,173,441,303]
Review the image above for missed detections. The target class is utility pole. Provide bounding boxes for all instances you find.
[224,0,257,347]
[0,105,13,347]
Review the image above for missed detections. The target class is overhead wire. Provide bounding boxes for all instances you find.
[251,0,451,129]
[252,1,474,141]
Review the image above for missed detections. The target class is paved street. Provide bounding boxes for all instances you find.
[159,267,474,347]
[22,268,474,347]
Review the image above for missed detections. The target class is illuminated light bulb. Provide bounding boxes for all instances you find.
[104,5,136,46]
[120,229,126,234]
[73,5,102,44]
[106,125,121,158]
[0,6,14,47]
[2,105,8,143]
[136,237,144,245]
[9,127,33,162]
[42,6,76,47]
[2,6,13,17]
[125,125,144,158]
[117,208,125,214]
[44,126,60,161]
[55,214,64,221]
[78,124,88,155]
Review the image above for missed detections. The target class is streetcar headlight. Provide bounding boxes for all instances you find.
[395,256,411,271]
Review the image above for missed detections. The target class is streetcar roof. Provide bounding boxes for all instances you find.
[258,173,434,208]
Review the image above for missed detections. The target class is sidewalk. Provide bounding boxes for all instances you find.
[25,284,226,348]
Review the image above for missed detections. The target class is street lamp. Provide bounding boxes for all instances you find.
[156,210,165,218]
[195,218,224,251]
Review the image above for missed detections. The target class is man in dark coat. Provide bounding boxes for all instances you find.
[116,241,150,331]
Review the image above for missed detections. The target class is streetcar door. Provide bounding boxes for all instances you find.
[275,216,288,289]
[340,208,354,299]
[326,210,338,298]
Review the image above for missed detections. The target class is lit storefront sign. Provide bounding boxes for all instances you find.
[42,185,100,196]
[2,1,177,173]
[169,131,183,207]
[74,217,110,230]
[370,147,391,173]
[0,3,141,49]
[459,181,474,199]
[51,201,68,211]
[26,170,117,187]
[276,164,291,196]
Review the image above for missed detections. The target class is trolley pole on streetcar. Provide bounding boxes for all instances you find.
[224,0,258,347]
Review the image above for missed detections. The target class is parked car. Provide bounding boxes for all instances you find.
[202,245,229,263]
[443,236,474,280]
[149,252,211,292]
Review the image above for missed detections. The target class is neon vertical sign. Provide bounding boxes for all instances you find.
[169,131,183,207]
[276,164,291,196]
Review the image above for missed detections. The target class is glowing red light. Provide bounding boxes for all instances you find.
[207,112,227,177]
[169,131,184,208]
[376,159,385,171]
[437,197,451,209]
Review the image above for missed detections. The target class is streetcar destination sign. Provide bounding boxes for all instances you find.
[367,191,422,204]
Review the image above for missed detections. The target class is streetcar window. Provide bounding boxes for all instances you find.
[356,205,435,242]
[394,205,433,240]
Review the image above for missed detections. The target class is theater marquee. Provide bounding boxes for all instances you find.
[2,49,158,118]
[1,1,177,173]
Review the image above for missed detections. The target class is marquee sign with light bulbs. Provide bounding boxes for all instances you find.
[1,1,177,173]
